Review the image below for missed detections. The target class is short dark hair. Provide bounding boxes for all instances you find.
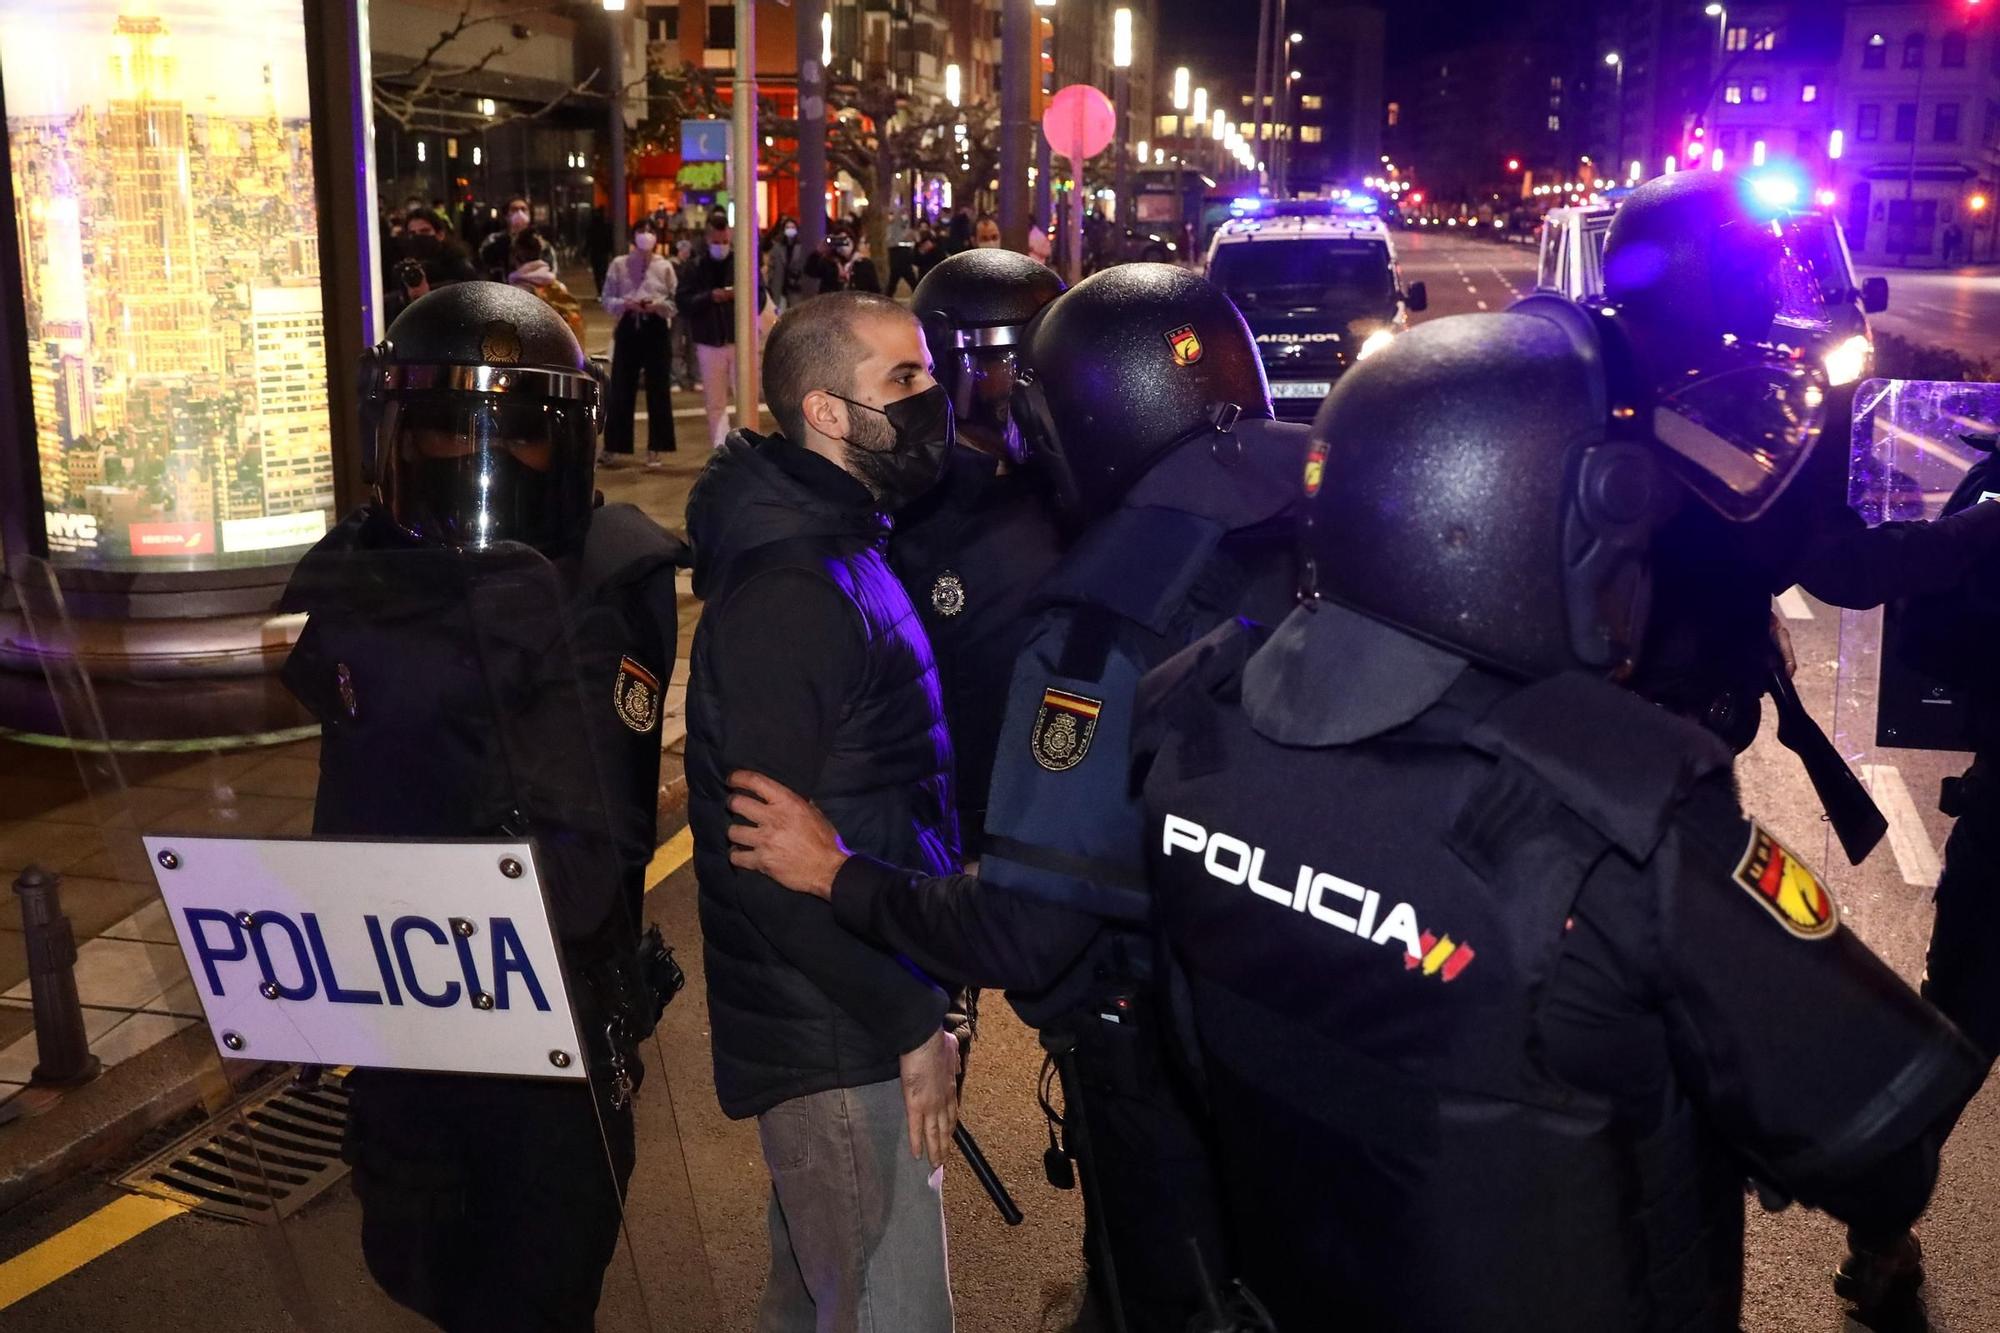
[505,194,531,212]
[707,211,729,231]
[762,293,914,446]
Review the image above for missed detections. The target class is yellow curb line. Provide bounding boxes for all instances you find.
[644,825,694,894]
[0,1193,187,1311]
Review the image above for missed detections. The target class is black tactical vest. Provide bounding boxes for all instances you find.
[282,504,684,951]
[1139,617,1749,1332]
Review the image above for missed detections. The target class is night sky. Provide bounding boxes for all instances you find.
[1155,0,1516,85]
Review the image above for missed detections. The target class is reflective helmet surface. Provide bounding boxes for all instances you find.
[912,249,1065,460]
[364,282,600,555]
[1303,308,1675,680]
[1018,263,1272,519]
[1601,171,1832,521]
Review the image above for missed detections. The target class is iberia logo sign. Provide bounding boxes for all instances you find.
[129,522,213,557]
[1733,823,1838,940]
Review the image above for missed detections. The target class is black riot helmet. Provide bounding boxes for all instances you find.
[913,249,1065,462]
[1601,170,1833,521]
[1014,263,1272,519]
[1300,304,1681,681]
[361,281,601,555]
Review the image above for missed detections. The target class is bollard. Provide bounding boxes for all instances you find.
[13,865,101,1088]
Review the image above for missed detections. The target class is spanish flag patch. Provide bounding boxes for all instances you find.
[1732,822,1838,940]
[1030,687,1102,772]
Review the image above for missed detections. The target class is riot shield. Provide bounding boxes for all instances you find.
[1824,379,1990,929]
[0,542,719,1331]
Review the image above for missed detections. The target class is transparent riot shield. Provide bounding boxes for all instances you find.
[0,542,718,1331]
[1824,379,1990,952]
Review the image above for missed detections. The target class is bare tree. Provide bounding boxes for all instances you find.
[373,2,603,136]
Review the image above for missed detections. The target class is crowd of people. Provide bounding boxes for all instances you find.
[375,192,1041,470]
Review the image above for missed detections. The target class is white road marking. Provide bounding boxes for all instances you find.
[1776,587,1815,621]
[1859,764,1943,889]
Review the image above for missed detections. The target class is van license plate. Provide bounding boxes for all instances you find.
[1271,381,1332,398]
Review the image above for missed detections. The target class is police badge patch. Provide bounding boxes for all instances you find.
[613,657,662,733]
[931,571,967,618]
[1164,323,1204,367]
[1732,822,1838,940]
[1030,687,1102,771]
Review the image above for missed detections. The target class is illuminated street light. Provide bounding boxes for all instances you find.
[1604,51,1620,67]
[1829,129,1845,160]
[1290,31,1304,43]
[1173,66,1190,112]
[821,12,832,65]
[1629,159,1642,180]
[1137,139,1149,161]
[1113,8,1133,69]
[1193,87,1209,127]
[1974,193,1992,213]
[1212,109,1225,139]
[1289,69,1302,81]
[946,62,961,106]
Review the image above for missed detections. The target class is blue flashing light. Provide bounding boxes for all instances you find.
[1744,163,1807,215]
[1230,195,1267,215]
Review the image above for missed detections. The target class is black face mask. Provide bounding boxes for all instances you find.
[829,384,955,511]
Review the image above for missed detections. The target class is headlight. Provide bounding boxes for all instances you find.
[1356,329,1395,362]
[1822,334,1871,388]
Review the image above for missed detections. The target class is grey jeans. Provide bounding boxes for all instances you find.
[755,1078,954,1333]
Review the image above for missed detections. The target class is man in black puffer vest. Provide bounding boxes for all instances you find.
[684,292,965,1331]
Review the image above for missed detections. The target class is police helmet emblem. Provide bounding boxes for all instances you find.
[1164,323,1203,367]
[613,656,662,733]
[1732,822,1838,940]
[931,570,967,618]
[1030,687,1102,772]
[480,320,524,365]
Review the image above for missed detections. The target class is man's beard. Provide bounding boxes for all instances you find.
[841,407,909,507]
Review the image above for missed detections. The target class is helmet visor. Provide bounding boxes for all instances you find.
[1650,354,1828,521]
[378,393,598,552]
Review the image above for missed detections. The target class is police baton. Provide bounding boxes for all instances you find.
[953,1122,1023,1226]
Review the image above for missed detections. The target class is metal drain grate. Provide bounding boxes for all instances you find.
[117,1071,352,1224]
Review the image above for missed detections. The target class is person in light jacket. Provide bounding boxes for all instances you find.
[600,218,679,468]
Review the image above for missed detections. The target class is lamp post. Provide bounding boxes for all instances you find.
[1001,0,1034,251]
[1113,8,1133,233]
[603,0,628,250]
[1604,52,1624,185]
[798,0,828,257]
[731,0,758,431]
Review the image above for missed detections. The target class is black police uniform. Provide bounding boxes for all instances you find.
[1135,605,1983,1332]
[887,444,1063,852]
[1895,442,2000,1058]
[830,417,1304,1332]
[281,502,681,1330]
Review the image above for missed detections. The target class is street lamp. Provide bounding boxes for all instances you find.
[945,63,961,107]
[1289,31,1303,44]
[1193,86,1208,129]
[821,12,832,66]
[1604,52,1625,183]
[1113,8,1133,230]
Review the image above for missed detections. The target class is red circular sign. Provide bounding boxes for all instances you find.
[1042,84,1116,162]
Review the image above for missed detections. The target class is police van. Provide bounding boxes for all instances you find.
[1204,204,1428,421]
[1537,200,1888,387]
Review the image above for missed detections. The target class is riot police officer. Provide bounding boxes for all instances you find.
[725,264,1309,1332]
[1602,171,2000,1329]
[1132,303,1984,1332]
[891,248,1067,853]
[1900,433,2000,1064]
[1603,171,2000,771]
[281,282,686,1330]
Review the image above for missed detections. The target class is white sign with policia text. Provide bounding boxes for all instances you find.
[144,836,586,1080]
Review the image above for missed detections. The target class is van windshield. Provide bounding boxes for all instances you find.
[1210,240,1395,309]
